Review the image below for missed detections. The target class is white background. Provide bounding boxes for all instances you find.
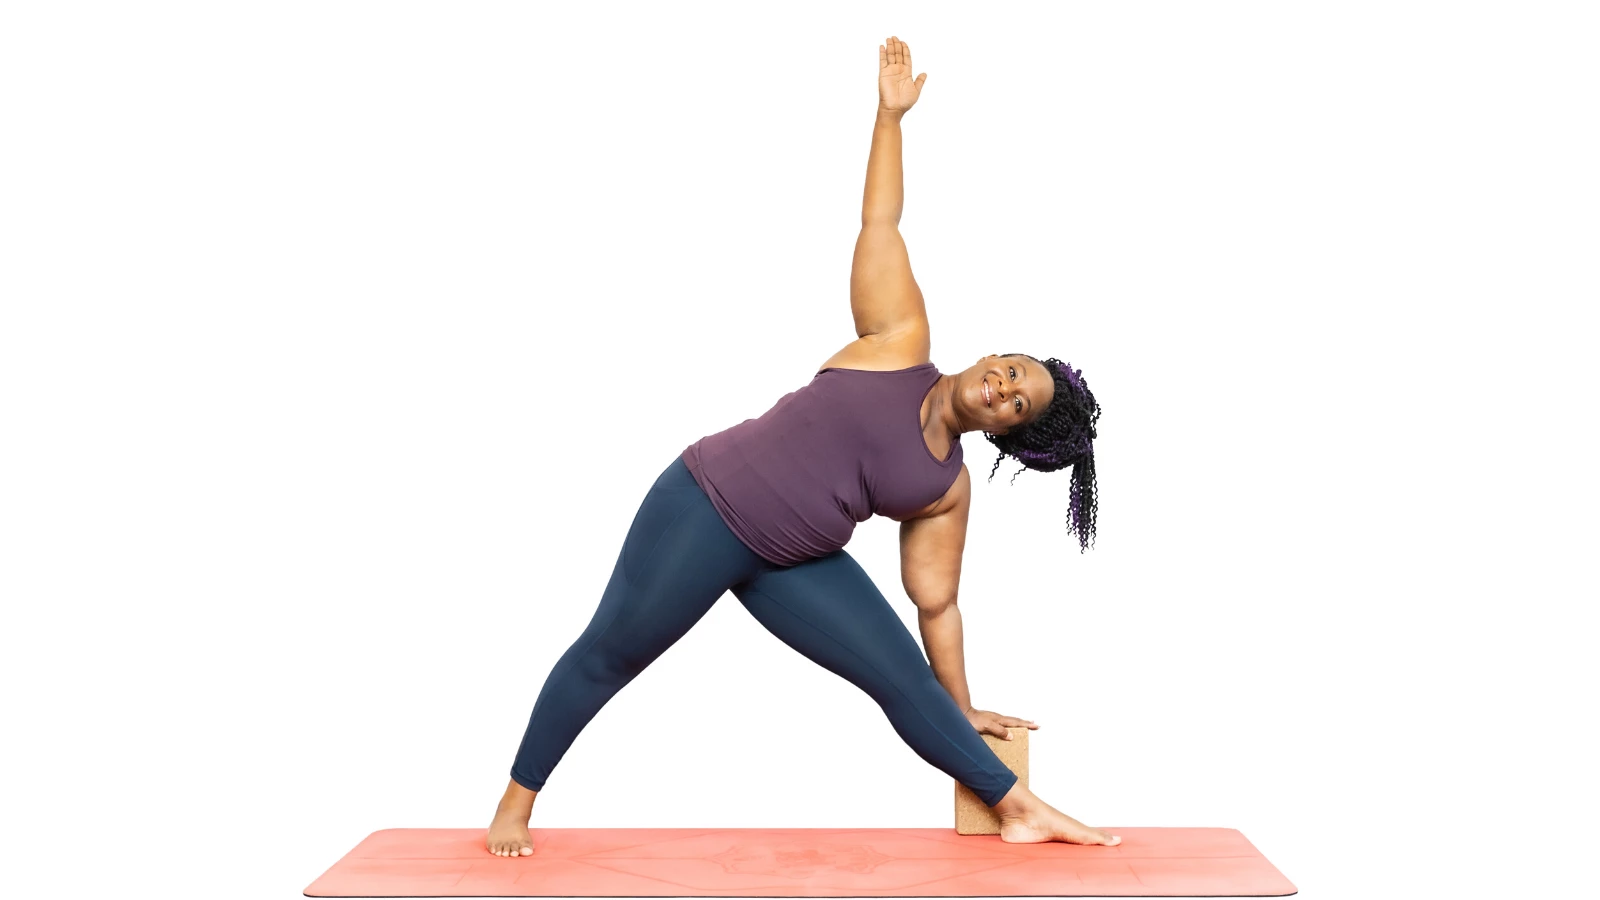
[2,2,1595,898]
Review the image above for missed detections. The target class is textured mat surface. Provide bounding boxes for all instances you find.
[304,827,1296,897]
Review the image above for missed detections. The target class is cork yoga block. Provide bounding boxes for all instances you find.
[955,725,1029,834]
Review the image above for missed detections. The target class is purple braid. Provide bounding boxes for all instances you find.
[982,354,1101,553]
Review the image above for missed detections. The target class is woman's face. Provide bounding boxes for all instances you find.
[964,354,1056,435]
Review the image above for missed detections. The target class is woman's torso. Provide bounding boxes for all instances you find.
[680,335,963,567]
[815,335,957,471]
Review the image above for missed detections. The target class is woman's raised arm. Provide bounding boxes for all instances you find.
[850,36,929,339]
[863,36,926,222]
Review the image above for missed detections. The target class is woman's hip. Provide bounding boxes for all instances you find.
[619,453,767,589]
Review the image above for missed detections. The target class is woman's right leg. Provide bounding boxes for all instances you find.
[489,454,765,855]
[729,547,1119,847]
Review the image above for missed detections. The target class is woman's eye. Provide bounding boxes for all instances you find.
[1015,398,1023,413]
[1008,366,1016,380]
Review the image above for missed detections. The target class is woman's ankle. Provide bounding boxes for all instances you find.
[497,778,538,819]
[990,781,1036,819]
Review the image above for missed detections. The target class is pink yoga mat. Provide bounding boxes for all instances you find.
[304,827,1296,897]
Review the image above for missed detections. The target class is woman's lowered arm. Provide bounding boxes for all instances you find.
[900,465,973,711]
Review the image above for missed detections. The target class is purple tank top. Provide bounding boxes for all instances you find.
[680,362,963,567]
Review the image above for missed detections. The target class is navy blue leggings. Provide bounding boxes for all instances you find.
[509,454,1020,807]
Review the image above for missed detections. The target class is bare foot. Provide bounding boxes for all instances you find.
[486,778,538,857]
[487,809,533,856]
[998,793,1120,847]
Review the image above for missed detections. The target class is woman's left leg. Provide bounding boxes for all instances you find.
[730,549,1019,807]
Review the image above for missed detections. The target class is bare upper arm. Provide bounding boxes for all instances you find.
[850,221,928,338]
[898,464,970,616]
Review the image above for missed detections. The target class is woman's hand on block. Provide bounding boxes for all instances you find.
[963,706,1037,740]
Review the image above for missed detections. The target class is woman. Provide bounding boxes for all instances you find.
[487,36,1110,856]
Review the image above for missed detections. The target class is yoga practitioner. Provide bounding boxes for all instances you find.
[487,36,1112,856]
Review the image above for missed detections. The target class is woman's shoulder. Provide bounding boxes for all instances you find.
[815,324,932,374]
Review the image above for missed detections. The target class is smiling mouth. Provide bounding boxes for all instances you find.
[983,378,992,408]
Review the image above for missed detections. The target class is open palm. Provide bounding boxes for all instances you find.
[878,36,926,112]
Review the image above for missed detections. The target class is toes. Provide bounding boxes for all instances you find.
[519,845,533,855]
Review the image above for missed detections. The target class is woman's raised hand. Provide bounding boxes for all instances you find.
[878,36,927,113]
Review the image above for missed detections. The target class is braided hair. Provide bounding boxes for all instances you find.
[982,354,1101,553]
